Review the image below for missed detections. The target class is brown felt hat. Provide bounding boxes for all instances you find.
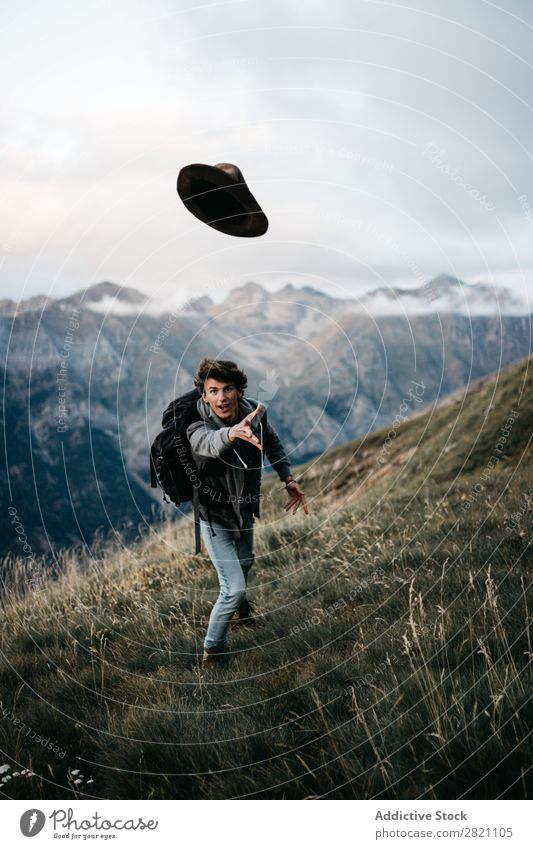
[177,162,268,237]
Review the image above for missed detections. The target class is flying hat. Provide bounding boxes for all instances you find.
[177,162,268,237]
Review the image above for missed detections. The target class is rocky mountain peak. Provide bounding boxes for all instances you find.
[188,294,214,313]
[58,281,158,315]
[0,294,50,316]
[221,281,269,306]
[79,281,147,304]
[428,273,463,292]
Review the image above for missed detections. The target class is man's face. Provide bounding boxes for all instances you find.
[202,377,242,421]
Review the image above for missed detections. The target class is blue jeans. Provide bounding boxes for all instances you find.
[200,512,255,650]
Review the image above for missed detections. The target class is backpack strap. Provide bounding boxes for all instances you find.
[192,484,202,555]
[149,450,158,488]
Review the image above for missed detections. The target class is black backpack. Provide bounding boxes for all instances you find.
[149,388,200,507]
[149,388,237,554]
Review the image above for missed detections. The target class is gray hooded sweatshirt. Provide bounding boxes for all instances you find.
[186,395,292,551]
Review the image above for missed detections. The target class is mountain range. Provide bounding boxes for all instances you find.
[1,273,530,321]
[0,273,531,560]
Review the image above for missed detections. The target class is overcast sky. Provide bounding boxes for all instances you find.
[1,0,532,308]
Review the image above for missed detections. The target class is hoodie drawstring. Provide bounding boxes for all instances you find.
[233,448,248,468]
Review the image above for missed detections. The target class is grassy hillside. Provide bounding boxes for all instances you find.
[0,356,531,800]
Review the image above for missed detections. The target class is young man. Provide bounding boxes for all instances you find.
[186,357,308,668]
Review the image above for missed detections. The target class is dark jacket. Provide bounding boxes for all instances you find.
[186,396,291,549]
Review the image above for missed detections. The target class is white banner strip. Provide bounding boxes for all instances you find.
[1,799,531,848]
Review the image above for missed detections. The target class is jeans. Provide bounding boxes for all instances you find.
[199,512,255,650]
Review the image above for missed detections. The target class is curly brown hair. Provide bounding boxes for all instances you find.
[193,357,248,396]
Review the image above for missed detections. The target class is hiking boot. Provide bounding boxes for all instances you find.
[202,646,229,668]
[230,598,256,630]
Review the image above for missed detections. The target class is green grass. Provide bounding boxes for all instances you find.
[0,357,531,799]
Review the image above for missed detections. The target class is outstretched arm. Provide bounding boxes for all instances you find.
[186,408,263,463]
[262,411,292,482]
[262,410,309,514]
[186,420,234,462]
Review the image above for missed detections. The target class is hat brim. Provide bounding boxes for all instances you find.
[177,164,268,237]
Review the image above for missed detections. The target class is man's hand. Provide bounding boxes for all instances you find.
[228,404,263,450]
[284,480,309,515]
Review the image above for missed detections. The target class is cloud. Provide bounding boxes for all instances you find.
[0,0,532,305]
